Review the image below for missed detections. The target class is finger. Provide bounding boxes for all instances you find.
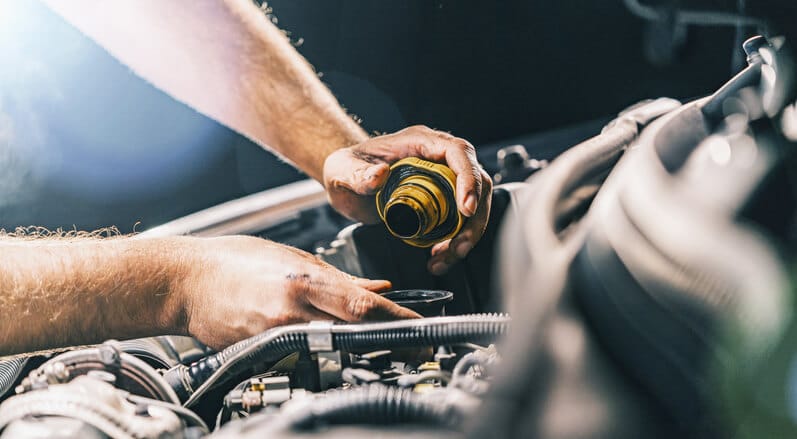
[308,285,421,322]
[446,144,483,218]
[301,307,344,323]
[412,130,482,217]
[451,175,492,257]
[392,127,483,217]
[428,240,452,274]
[430,240,451,257]
[323,151,388,223]
[352,277,393,292]
[427,170,492,275]
[427,248,460,275]
[426,212,486,275]
[325,149,390,196]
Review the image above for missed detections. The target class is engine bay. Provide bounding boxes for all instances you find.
[0,314,508,438]
[0,2,796,437]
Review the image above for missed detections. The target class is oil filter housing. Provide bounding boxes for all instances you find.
[376,157,463,247]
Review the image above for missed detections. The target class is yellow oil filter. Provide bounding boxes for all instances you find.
[376,157,463,247]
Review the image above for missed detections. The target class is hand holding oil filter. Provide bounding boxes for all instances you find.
[376,158,464,247]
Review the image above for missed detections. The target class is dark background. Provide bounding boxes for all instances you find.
[0,0,768,232]
[266,0,739,143]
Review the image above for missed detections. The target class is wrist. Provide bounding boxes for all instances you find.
[141,236,203,337]
[288,112,369,182]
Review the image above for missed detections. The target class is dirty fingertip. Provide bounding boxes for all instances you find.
[454,241,473,258]
[430,240,450,257]
[429,262,449,276]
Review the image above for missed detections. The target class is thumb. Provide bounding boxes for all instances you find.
[326,150,390,195]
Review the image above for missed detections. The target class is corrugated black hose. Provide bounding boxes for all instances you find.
[0,358,28,400]
[285,384,458,430]
[165,314,509,405]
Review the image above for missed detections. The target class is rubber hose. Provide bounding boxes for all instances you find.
[168,314,509,402]
[333,319,506,351]
[452,351,486,378]
[0,359,27,399]
[184,332,307,395]
[285,384,457,430]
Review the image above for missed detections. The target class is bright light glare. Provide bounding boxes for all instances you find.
[0,0,227,204]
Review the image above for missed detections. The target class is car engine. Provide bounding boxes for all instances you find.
[0,9,796,439]
[0,314,508,438]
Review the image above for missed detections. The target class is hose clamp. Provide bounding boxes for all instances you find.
[306,321,334,352]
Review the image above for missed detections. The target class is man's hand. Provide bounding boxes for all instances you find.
[178,236,420,350]
[323,125,493,275]
[0,234,418,355]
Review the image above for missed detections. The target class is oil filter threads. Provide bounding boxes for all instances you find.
[376,158,463,247]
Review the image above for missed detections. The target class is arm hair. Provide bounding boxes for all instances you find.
[0,231,195,355]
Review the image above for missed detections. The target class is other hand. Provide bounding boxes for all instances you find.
[177,236,420,350]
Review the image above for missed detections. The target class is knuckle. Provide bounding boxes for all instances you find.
[284,275,311,298]
[466,166,482,190]
[481,169,493,188]
[346,294,377,320]
[469,165,481,180]
[460,141,476,156]
[407,124,430,133]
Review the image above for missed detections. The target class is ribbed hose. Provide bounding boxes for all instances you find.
[283,384,458,430]
[182,332,307,396]
[0,359,27,399]
[167,314,509,405]
[333,316,507,351]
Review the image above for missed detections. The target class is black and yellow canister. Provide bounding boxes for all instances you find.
[376,157,463,248]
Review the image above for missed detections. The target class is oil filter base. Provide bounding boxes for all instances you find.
[380,289,454,317]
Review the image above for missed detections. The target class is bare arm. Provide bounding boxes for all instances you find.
[43,0,491,273]
[0,235,190,355]
[42,0,367,181]
[0,234,417,356]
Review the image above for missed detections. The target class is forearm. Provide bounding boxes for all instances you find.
[0,236,192,355]
[229,0,369,179]
[43,0,368,181]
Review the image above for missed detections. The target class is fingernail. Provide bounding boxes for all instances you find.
[455,241,472,258]
[430,262,448,276]
[463,193,477,217]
